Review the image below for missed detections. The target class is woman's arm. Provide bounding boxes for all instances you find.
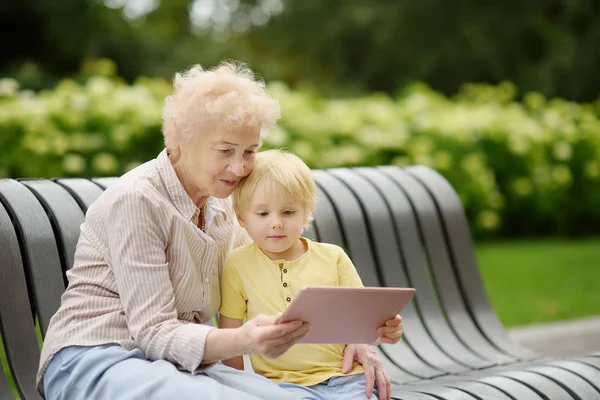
[106,190,215,373]
[216,316,245,369]
[204,313,308,363]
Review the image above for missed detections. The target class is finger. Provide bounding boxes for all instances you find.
[342,346,356,373]
[261,321,309,349]
[376,336,395,345]
[376,370,391,400]
[273,312,284,324]
[385,315,402,326]
[363,363,375,398]
[266,319,306,340]
[264,323,311,358]
[267,339,299,358]
[377,325,403,334]
[253,313,281,326]
[377,326,403,340]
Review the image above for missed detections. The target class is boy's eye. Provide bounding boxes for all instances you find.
[244,150,256,156]
[218,148,231,154]
[257,211,269,217]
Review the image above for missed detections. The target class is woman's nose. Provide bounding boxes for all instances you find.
[229,158,245,177]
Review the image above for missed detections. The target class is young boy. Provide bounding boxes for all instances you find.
[219,149,402,400]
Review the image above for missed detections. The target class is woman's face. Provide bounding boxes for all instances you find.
[179,127,262,199]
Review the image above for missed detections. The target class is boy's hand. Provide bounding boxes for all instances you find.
[374,314,403,345]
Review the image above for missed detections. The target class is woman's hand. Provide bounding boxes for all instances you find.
[375,314,403,345]
[342,344,391,400]
[240,313,309,358]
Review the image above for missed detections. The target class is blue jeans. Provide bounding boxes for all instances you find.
[43,344,320,400]
[280,374,378,400]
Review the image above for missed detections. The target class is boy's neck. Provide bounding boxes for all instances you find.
[260,238,308,262]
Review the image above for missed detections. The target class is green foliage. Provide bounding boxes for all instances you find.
[246,1,600,102]
[1,65,600,238]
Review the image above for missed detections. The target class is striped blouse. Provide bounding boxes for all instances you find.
[36,149,251,393]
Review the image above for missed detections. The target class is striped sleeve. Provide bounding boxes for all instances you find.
[105,189,214,372]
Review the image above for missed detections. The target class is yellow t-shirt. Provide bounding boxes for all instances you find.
[219,237,365,386]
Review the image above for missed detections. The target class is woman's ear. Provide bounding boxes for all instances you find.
[168,146,182,162]
[237,213,246,228]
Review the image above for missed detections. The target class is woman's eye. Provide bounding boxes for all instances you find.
[218,149,231,154]
[283,210,295,215]
[245,150,256,156]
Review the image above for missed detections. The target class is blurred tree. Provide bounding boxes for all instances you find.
[2,0,600,101]
[0,0,146,87]
[242,0,600,100]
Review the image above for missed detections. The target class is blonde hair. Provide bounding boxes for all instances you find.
[233,149,316,227]
[161,60,281,149]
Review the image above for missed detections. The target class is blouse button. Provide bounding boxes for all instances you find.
[204,277,210,283]
[283,282,288,287]
[282,269,288,273]
[286,297,291,302]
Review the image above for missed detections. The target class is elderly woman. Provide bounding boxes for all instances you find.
[37,62,400,400]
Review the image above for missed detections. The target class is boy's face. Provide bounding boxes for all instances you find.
[238,181,307,261]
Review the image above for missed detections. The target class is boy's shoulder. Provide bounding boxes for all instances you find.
[226,242,256,261]
[308,240,347,257]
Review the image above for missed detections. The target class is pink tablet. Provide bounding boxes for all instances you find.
[280,286,416,344]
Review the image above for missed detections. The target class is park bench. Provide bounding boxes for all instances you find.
[1,166,599,400]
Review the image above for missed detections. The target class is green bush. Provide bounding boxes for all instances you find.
[1,63,600,238]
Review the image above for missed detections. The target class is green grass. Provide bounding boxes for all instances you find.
[1,239,599,397]
[475,237,600,327]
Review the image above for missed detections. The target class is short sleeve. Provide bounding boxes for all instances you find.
[219,255,248,319]
[337,250,364,288]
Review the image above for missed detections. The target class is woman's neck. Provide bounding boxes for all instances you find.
[168,148,209,208]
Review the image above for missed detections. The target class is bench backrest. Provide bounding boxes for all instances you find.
[0,166,533,400]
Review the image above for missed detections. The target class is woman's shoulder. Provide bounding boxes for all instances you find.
[90,159,166,215]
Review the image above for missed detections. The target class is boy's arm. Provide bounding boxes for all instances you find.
[337,250,364,288]
[219,253,248,370]
[218,316,245,370]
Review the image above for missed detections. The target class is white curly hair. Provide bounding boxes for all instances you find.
[161,60,281,149]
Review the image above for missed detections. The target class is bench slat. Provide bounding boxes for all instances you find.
[21,180,85,273]
[359,168,491,370]
[0,357,15,400]
[380,167,515,365]
[312,173,424,384]
[331,167,469,375]
[0,191,43,400]
[313,170,447,380]
[405,166,537,360]
[91,177,118,189]
[0,180,64,338]
[54,178,105,213]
